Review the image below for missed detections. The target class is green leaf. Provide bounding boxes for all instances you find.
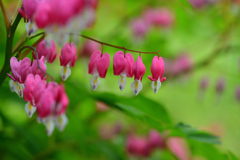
[176,123,221,144]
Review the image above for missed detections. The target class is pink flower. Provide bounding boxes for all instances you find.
[144,8,174,28]
[113,51,134,91]
[9,57,31,97]
[167,137,191,160]
[35,1,53,29]
[236,86,240,102]
[80,40,100,58]
[130,18,149,39]
[60,42,78,81]
[131,56,146,95]
[172,54,193,76]
[36,39,57,63]
[23,74,41,117]
[33,80,47,106]
[22,0,41,20]
[36,83,69,136]
[148,130,165,149]
[148,56,166,94]
[29,56,47,79]
[88,50,110,90]
[126,134,150,157]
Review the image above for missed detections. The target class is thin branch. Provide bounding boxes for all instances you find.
[12,32,45,55]
[69,33,160,57]
[0,0,11,31]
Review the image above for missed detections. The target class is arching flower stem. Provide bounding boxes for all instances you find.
[69,33,160,57]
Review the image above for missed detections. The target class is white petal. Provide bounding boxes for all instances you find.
[9,80,16,92]
[90,75,100,91]
[55,114,68,131]
[43,117,55,136]
[151,80,161,94]
[60,66,71,81]
[118,76,126,91]
[131,80,142,95]
[52,26,68,46]
[25,102,37,118]
[25,21,38,37]
[14,82,25,98]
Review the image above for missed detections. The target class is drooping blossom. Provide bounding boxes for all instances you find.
[35,82,69,136]
[188,0,218,9]
[80,40,100,58]
[216,77,226,95]
[35,39,57,64]
[9,57,31,97]
[148,130,165,149]
[148,56,166,94]
[131,56,146,95]
[126,134,151,157]
[34,0,98,45]
[29,56,47,79]
[113,51,134,91]
[88,50,110,90]
[167,137,191,160]
[130,18,149,39]
[19,0,43,36]
[23,74,41,117]
[143,8,174,28]
[171,54,193,76]
[60,42,78,81]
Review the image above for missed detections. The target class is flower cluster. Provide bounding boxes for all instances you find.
[130,7,174,39]
[89,50,166,95]
[8,38,78,135]
[126,130,165,157]
[19,0,98,45]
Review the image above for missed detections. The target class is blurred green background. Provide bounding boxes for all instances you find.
[1,0,240,159]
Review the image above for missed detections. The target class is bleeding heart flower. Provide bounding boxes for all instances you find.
[36,39,57,64]
[131,56,146,95]
[9,57,31,97]
[88,50,110,91]
[60,42,78,81]
[148,130,165,149]
[36,83,69,136]
[29,56,47,79]
[23,74,41,118]
[113,51,134,91]
[148,56,166,94]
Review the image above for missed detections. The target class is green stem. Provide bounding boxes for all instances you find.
[0,0,11,31]
[0,13,22,87]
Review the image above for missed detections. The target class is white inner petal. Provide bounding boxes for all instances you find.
[118,75,126,91]
[90,75,100,91]
[131,79,143,96]
[55,114,68,132]
[25,102,37,118]
[25,21,38,37]
[43,117,55,136]
[9,80,16,92]
[60,65,71,81]
[14,82,25,98]
[151,79,161,94]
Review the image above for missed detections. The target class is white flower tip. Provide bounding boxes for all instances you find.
[45,119,55,136]
[131,80,142,96]
[14,82,24,98]
[118,76,126,91]
[151,80,161,94]
[25,102,37,118]
[90,76,100,91]
[56,114,68,132]
[60,66,71,81]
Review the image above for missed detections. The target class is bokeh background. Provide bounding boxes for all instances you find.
[0,0,240,159]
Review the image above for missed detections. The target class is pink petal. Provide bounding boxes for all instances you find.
[10,57,20,81]
[133,56,146,81]
[97,53,110,78]
[125,53,134,77]
[113,51,126,75]
[88,50,101,74]
[19,57,31,83]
